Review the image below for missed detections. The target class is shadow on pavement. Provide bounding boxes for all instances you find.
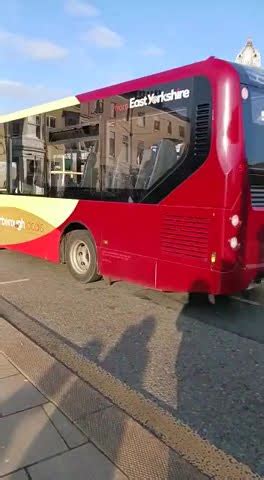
[1,316,173,479]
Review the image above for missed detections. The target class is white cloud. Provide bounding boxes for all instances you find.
[83,26,124,48]
[0,31,68,60]
[0,80,70,108]
[142,45,164,56]
[65,0,99,16]
[20,39,67,60]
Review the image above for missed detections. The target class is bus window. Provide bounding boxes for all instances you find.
[102,89,191,202]
[0,124,7,193]
[2,76,210,202]
[47,139,100,198]
[242,85,264,169]
[44,104,101,199]
[7,116,46,196]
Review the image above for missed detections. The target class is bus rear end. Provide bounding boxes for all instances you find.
[179,61,264,296]
[237,65,264,289]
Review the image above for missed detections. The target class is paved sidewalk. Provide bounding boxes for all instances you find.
[0,316,259,480]
[0,353,126,479]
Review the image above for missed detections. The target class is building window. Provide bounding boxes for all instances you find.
[95,99,104,114]
[168,121,172,134]
[65,117,77,126]
[122,135,129,162]
[109,131,115,157]
[12,121,21,137]
[154,120,160,131]
[47,116,56,128]
[36,115,41,139]
[179,125,185,137]
[137,112,145,127]
[64,111,79,126]
[111,103,116,119]
[137,141,144,165]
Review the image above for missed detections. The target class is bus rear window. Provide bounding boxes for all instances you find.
[242,85,264,168]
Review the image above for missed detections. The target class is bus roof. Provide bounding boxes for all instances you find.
[2,57,263,124]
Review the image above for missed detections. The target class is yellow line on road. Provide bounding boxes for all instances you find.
[0,279,29,285]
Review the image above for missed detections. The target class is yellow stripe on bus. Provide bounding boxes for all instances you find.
[0,96,80,123]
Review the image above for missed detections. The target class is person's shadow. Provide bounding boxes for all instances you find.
[82,315,156,391]
[0,315,157,479]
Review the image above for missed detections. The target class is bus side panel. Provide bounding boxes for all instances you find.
[99,202,159,287]
[1,199,103,265]
[0,195,80,263]
[5,229,61,263]
[156,260,213,293]
[156,205,214,292]
[100,250,156,288]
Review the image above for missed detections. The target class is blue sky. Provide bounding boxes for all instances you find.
[0,0,263,113]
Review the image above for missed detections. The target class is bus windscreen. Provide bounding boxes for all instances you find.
[242,85,264,169]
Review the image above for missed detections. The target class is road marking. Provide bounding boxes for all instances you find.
[231,295,262,306]
[0,278,30,285]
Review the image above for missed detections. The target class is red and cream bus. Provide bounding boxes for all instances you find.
[0,57,264,296]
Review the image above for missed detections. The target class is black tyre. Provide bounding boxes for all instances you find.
[65,230,100,283]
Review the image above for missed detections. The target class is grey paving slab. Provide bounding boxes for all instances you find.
[0,374,47,416]
[2,470,28,480]
[0,353,18,379]
[43,402,87,448]
[28,443,127,480]
[0,406,68,476]
[0,326,110,420]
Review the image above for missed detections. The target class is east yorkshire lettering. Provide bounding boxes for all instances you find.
[129,88,190,108]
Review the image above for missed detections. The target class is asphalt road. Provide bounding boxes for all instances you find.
[0,250,264,477]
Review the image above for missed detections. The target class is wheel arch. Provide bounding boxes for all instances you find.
[60,222,98,264]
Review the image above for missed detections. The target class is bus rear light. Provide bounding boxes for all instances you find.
[229,236,239,249]
[230,214,240,227]
[210,252,217,264]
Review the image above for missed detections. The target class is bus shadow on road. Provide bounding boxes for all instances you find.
[172,300,264,477]
[166,275,264,477]
[182,291,264,344]
[134,283,264,345]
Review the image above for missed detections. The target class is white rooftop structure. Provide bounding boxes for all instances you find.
[235,38,261,67]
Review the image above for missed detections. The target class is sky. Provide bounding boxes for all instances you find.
[0,0,263,114]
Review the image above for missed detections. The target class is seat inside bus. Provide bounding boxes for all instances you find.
[135,138,184,190]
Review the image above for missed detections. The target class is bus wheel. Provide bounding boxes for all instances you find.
[66,230,100,283]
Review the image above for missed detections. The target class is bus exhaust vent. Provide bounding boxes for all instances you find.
[161,215,209,261]
[193,103,210,161]
[250,185,264,208]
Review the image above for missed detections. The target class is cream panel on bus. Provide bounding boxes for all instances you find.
[0,196,78,245]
